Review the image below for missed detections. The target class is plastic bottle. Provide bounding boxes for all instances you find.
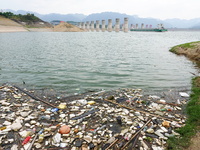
[160,108,166,111]
[22,136,31,145]
[166,106,173,111]
[0,126,6,130]
[38,134,44,143]
[39,115,51,120]
[177,99,181,104]
[51,108,59,112]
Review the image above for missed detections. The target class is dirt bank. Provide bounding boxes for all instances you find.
[0,25,28,32]
[53,22,84,32]
[0,16,84,33]
[170,41,200,65]
[0,16,22,26]
[0,16,28,32]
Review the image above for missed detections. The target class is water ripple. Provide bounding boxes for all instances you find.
[0,31,199,93]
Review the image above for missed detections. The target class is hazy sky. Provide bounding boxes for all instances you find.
[1,0,200,20]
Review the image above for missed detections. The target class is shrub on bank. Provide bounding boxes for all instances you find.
[0,12,40,23]
[167,76,200,149]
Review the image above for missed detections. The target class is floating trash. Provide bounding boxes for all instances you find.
[0,84,190,149]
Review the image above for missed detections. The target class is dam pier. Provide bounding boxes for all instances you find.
[77,18,167,32]
[78,17,129,32]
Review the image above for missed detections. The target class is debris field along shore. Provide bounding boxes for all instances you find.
[0,84,190,150]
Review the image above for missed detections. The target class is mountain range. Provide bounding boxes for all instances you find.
[3,9,200,29]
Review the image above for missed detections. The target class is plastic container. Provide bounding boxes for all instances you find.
[22,136,31,145]
[0,126,6,131]
[51,108,59,112]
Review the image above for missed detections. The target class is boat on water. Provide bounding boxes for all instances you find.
[130,23,168,32]
[130,28,168,32]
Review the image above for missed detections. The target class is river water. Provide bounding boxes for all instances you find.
[0,31,200,94]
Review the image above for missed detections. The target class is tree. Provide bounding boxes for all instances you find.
[0,12,14,18]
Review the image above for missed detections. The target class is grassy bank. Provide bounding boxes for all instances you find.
[167,42,200,149]
[169,41,200,65]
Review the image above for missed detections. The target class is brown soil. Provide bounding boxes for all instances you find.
[175,42,200,63]
[53,22,84,32]
[0,25,28,32]
[0,16,28,32]
[0,16,23,26]
[185,132,200,150]
[0,16,84,33]
[194,76,200,87]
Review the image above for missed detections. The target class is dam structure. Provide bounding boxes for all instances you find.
[123,18,129,32]
[90,21,94,32]
[115,18,120,32]
[79,17,129,32]
[102,20,106,32]
[96,20,100,32]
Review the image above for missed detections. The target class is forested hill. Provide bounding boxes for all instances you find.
[0,12,52,28]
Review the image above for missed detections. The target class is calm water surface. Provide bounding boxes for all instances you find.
[0,31,200,93]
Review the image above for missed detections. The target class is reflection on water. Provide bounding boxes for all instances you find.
[0,31,200,93]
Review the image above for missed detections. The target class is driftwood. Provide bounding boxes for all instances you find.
[105,119,152,150]
[14,85,57,108]
[121,119,152,149]
[14,131,25,150]
[104,99,182,123]
[105,138,120,150]
[129,133,140,150]
[26,133,38,150]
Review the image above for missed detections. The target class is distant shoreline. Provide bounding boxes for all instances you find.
[1,26,200,33]
[167,28,200,31]
[0,16,83,33]
[0,25,28,32]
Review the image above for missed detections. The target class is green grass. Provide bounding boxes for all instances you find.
[167,77,200,149]
[168,42,200,149]
[169,41,200,53]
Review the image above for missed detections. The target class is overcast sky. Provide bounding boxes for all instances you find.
[1,0,200,20]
